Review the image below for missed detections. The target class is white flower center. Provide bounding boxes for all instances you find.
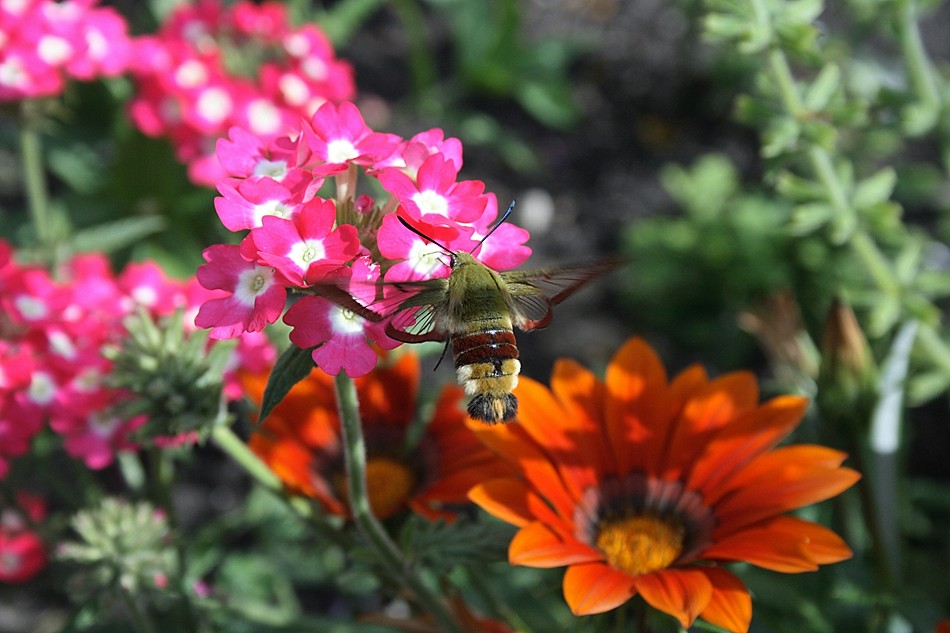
[278,73,309,106]
[330,306,364,335]
[413,190,449,217]
[234,267,274,306]
[47,330,77,359]
[28,371,56,406]
[253,158,289,181]
[251,200,294,226]
[288,239,326,272]
[38,35,73,65]
[196,87,232,124]
[175,59,208,88]
[408,242,446,277]
[326,138,358,163]
[15,295,47,321]
[247,99,282,136]
[132,286,158,307]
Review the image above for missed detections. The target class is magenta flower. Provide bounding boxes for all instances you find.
[195,244,286,339]
[0,0,132,101]
[375,128,464,178]
[283,259,399,377]
[198,99,533,378]
[377,212,463,282]
[216,126,310,182]
[378,153,487,224]
[127,0,355,186]
[215,177,313,232]
[251,198,362,286]
[303,101,400,175]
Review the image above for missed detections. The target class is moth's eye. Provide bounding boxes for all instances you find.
[451,254,458,268]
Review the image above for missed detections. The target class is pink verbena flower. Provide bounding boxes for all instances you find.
[303,101,400,175]
[0,0,132,101]
[198,100,532,377]
[378,153,487,223]
[127,0,355,186]
[0,242,274,477]
[250,197,362,286]
[283,258,399,377]
[194,244,286,339]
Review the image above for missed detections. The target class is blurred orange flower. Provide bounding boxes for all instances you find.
[469,338,860,632]
[243,352,511,520]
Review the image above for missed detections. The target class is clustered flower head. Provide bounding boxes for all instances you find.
[196,99,531,378]
[57,497,176,598]
[127,0,355,185]
[0,241,274,477]
[0,0,133,101]
[243,350,513,521]
[469,337,860,632]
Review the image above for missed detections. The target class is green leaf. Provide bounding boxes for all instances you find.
[70,216,166,255]
[775,170,825,201]
[762,116,801,158]
[804,64,841,111]
[778,0,823,27]
[852,167,897,210]
[515,79,579,129]
[787,202,834,235]
[259,345,314,423]
[868,296,902,337]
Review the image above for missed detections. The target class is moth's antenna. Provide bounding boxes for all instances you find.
[397,215,453,256]
[471,200,515,254]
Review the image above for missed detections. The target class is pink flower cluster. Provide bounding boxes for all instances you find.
[0,0,133,101]
[0,491,47,583]
[196,100,532,377]
[0,241,274,478]
[128,0,355,186]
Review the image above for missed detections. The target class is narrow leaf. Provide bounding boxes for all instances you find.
[258,345,314,423]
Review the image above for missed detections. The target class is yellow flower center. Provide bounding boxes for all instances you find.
[336,456,417,519]
[596,514,685,576]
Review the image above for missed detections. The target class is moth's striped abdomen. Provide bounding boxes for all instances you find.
[452,329,521,424]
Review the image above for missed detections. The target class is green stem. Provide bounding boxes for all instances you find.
[210,425,315,520]
[389,0,439,106]
[333,373,462,633]
[19,102,55,264]
[766,35,908,303]
[896,0,941,111]
[118,586,158,633]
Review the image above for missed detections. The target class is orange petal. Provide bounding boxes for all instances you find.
[563,562,637,615]
[468,478,535,527]
[702,515,851,572]
[514,374,602,497]
[355,353,418,426]
[687,396,809,500]
[509,522,602,568]
[700,567,752,633]
[660,372,760,479]
[713,445,857,529]
[633,567,714,629]
[668,364,709,408]
[472,419,577,520]
[550,358,614,472]
[604,338,669,475]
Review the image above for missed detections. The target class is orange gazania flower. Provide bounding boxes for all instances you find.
[469,338,860,632]
[243,351,511,520]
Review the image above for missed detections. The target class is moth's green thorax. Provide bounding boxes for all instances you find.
[445,252,513,334]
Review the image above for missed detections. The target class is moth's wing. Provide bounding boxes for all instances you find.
[382,279,450,343]
[502,259,619,331]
